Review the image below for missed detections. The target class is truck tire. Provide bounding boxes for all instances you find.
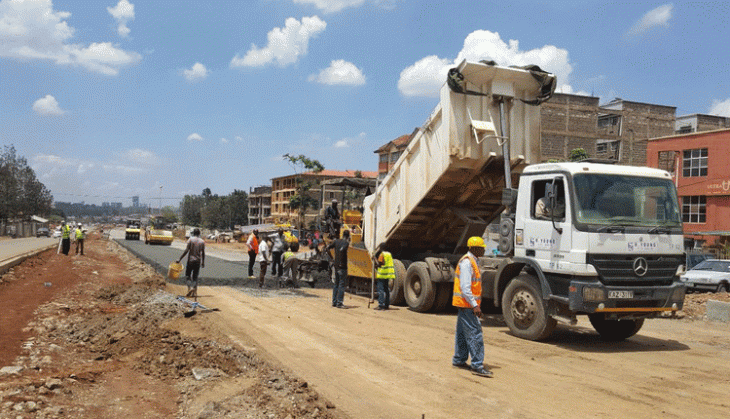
[501,275,556,341]
[588,314,644,341]
[389,259,406,305]
[432,283,453,312]
[404,262,436,312]
[716,282,728,293]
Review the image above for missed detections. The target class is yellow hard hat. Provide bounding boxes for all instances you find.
[467,236,486,248]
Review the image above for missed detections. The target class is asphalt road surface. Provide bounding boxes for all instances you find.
[112,231,331,290]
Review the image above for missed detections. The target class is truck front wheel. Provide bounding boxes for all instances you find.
[501,275,556,341]
[404,262,435,312]
[588,314,644,341]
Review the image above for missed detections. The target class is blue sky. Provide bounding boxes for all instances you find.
[2,0,729,207]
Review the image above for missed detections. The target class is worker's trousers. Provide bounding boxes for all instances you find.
[453,308,484,369]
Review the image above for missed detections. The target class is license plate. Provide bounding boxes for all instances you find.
[608,290,634,299]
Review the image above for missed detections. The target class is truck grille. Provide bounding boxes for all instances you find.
[587,254,682,286]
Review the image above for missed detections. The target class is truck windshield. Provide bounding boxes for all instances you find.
[572,174,681,226]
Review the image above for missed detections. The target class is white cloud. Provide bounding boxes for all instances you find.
[398,30,574,97]
[183,62,209,81]
[0,0,141,75]
[309,59,366,85]
[235,136,243,142]
[709,98,730,117]
[220,137,228,143]
[333,132,366,148]
[102,164,144,174]
[627,4,673,36]
[33,154,74,166]
[125,148,155,164]
[292,0,365,14]
[107,0,135,38]
[187,133,204,141]
[32,95,66,115]
[230,16,326,68]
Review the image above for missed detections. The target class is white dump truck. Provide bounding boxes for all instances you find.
[363,60,686,341]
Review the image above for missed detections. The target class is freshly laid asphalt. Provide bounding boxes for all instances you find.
[114,238,332,292]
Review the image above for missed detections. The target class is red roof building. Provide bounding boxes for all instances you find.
[375,128,418,179]
[646,129,730,251]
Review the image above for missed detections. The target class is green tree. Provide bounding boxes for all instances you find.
[160,206,178,224]
[0,145,53,221]
[569,148,589,162]
[283,153,324,230]
[181,194,204,226]
[227,189,249,228]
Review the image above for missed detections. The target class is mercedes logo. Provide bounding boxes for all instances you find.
[633,257,648,277]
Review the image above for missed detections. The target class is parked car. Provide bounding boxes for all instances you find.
[52,228,62,238]
[36,227,50,237]
[680,259,730,293]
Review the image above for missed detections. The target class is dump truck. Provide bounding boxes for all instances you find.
[359,60,686,341]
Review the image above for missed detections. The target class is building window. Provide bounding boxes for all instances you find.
[677,125,693,134]
[379,153,389,163]
[682,148,708,177]
[682,196,706,223]
[596,139,621,160]
[390,151,401,163]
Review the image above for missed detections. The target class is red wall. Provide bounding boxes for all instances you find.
[647,130,730,245]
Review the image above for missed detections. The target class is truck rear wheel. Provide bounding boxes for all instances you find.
[404,262,435,312]
[501,275,556,341]
[588,314,644,341]
[432,283,453,312]
[389,259,406,305]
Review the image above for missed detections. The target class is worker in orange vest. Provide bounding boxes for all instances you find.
[452,236,493,378]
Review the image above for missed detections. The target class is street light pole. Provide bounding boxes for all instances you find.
[159,186,163,216]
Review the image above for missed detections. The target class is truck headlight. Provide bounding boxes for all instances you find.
[583,287,606,302]
[675,265,686,276]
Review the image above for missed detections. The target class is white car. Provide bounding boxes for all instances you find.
[52,228,62,238]
[680,259,730,293]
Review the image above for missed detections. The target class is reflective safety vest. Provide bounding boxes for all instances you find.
[452,254,482,308]
[376,251,395,281]
[62,225,70,239]
[283,250,294,262]
[75,228,83,240]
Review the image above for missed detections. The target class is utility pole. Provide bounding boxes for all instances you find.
[159,185,163,216]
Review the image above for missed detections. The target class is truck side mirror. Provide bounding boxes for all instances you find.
[547,178,563,234]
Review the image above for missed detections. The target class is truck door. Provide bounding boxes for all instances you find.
[522,176,573,274]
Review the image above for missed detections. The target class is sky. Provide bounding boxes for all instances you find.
[2,0,729,208]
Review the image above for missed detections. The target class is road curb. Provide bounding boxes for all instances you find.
[0,243,58,277]
[706,300,730,323]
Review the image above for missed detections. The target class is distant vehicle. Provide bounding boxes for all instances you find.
[125,219,141,240]
[680,259,730,293]
[144,217,173,246]
[36,227,50,237]
[52,228,62,238]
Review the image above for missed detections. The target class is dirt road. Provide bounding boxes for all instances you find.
[202,286,730,419]
[2,232,729,418]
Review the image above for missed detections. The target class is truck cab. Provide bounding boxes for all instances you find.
[492,162,686,340]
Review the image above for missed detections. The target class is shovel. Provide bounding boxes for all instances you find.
[177,296,218,318]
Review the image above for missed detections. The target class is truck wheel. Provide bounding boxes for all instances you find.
[404,262,435,312]
[389,259,406,305]
[501,275,556,341]
[588,314,644,340]
[432,283,453,312]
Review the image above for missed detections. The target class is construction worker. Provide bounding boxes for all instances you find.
[177,228,205,298]
[60,221,71,255]
[325,199,341,239]
[327,229,350,308]
[75,222,85,255]
[246,230,259,279]
[452,236,493,378]
[281,241,301,288]
[374,250,394,310]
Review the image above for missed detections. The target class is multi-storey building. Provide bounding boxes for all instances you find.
[675,114,730,134]
[270,170,377,228]
[374,129,417,180]
[646,129,730,250]
[247,185,272,226]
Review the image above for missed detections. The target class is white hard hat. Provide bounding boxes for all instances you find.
[78,222,82,226]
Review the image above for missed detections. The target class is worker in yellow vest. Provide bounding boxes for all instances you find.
[61,221,71,255]
[452,236,493,378]
[374,250,395,310]
[75,223,85,255]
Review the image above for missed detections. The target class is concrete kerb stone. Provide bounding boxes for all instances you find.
[0,243,58,277]
[705,300,730,323]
